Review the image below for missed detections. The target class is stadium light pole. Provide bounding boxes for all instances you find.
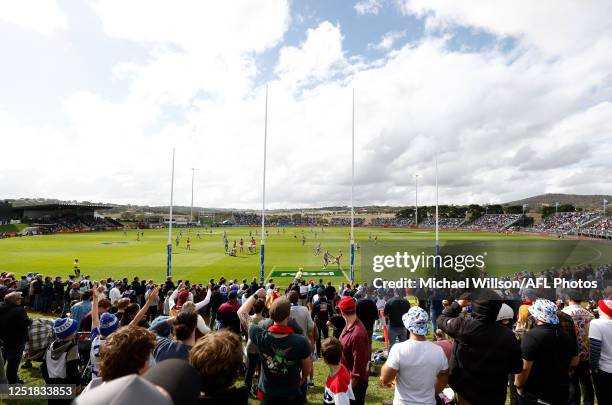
[349,88,355,283]
[604,199,608,219]
[189,168,196,233]
[415,174,419,227]
[166,147,175,278]
[435,155,440,277]
[260,85,268,284]
[555,201,559,216]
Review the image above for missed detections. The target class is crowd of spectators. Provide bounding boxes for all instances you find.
[1,261,612,404]
[417,217,465,229]
[369,217,413,227]
[329,217,365,226]
[579,217,612,237]
[532,212,602,234]
[466,214,522,230]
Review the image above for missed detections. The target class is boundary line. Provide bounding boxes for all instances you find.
[264,266,276,282]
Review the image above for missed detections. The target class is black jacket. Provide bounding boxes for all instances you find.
[356,298,378,331]
[0,301,31,348]
[438,300,522,405]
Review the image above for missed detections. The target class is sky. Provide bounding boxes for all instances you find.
[0,0,611,209]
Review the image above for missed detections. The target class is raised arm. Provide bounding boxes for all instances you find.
[194,287,212,311]
[92,286,100,330]
[168,287,180,310]
[130,287,159,327]
[237,288,266,330]
[437,299,469,338]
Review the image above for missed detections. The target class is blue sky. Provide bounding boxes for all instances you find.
[0,0,611,208]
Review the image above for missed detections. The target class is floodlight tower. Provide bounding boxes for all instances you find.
[415,174,419,227]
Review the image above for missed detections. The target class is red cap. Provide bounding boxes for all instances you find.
[338,296,356,313]
[599,299,612,318]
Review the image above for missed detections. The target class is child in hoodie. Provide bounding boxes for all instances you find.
[41,317,81,403]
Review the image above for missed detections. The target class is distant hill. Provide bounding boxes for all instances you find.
[504,194,611,211]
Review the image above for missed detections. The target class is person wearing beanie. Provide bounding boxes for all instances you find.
[589,299,612,404]
[90,286,158,379]
[515,299,579,405]
[338,296,370,405]
[41,317,81,403]
[496,303,515,328]
[438,290,522,405]
[381,307,448,405]
[238,289,312,404]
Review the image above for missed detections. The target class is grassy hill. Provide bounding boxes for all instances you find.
[504,193,611,211]
[0,223,29,233]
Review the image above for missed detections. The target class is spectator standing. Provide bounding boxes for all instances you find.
[338,296,370,405]
[381,307,448,405]
[589,299,612,404]
[153,311,197,362]
[108,281,122,306]
[562,291,595,405]
[189,330,249,404]
[244,298,266,396]
[217,290,241,334]
[312,288,331,356]
[209,284,224,329]
[355,291,378,349]
[438,290,522,405]
[238,290,312,404]
[321,337,355,405]
[384,295,410,349]
[0,292,31,383]
[514,299,579,405]
[70,291,92,325]
[42,318,81,404]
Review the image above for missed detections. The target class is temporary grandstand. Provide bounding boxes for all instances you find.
[8,202,122,233]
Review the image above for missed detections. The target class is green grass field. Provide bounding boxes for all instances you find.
[1,227,610,284]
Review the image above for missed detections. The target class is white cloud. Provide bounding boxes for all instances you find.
[0,0,67,35]
[275,21,346,88]
[354,0,383,16]
[0,2,611,208]
[399,0,612,56]
[368,30,406,51]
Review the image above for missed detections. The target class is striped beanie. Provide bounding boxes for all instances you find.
[54,318,78,339]
[598,299,612,318]
[99,313,120,336]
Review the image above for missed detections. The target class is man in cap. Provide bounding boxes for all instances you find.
[338,296,370,405]
[589,299,612,404]
[217,290,241,334]
[381,306,449,405]
[514,299,579,405]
